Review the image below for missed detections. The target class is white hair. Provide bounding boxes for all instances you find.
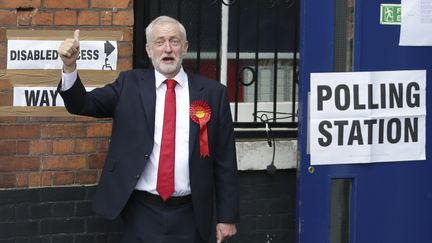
[145,16,187,43]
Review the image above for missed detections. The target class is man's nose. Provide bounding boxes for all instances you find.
[163,41,172,52]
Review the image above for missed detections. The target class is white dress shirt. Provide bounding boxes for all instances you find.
[60,68,191,196]
[136,69,191,196]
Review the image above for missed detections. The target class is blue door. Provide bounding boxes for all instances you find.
[297,1,432,243]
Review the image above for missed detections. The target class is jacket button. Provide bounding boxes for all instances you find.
[144,154,149,160]
[136,174,140,179]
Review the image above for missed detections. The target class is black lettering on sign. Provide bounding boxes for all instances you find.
[367,84,379,109]
[318,120,332,146]
[317,82,422,111]
[24,89,60,106]
[334,120,348,145]
[353,85,365,110]
[335,84,350,110]
[10,50,60,61]
[317,118,419,147]
[389,83,403,108]
[77,49,100,60]
[94,50,99,59]
[405,117,418,142]
[406,82,420,108]
[25,90,40,106]
[317,85,332,111]
[363,119,377,144]
[348,120,363,145]
[10,50,17,60]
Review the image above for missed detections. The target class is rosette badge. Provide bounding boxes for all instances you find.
[190,101,212,157]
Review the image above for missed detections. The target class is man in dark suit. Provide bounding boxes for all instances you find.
[58,16,239,243]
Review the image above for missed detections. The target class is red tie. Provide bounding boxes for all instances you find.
[157,79,177,200]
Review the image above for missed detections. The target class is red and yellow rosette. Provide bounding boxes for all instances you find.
[190,100,211,157]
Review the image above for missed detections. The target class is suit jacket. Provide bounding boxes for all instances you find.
[59,69,240,239]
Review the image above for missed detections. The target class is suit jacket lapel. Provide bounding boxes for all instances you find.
[188,73,205,160]
[137,70,156,135]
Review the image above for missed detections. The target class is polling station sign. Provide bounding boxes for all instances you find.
[310,70,426,165]
[7,40,117,70]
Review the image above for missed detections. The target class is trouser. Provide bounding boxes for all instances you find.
[121,190,207,243]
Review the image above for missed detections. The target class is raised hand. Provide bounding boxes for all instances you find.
[59,29,80,72]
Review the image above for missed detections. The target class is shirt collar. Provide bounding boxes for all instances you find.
[154,67,187,88]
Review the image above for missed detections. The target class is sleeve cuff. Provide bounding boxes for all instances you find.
[61,68,78,91]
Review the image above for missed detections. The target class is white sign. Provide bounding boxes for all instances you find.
[13,87,94,107]
[7,40,117,70]
[399,0,432,46]
[310,70,426,165]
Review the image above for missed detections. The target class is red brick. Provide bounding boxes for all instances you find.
[0,156,39,172]
[91,0,131,8]
[0,125,39,139]
[49,117,75,122]
[44,0,88,8]
[98,139,109,153]
[0,92,12,106]
[17,140,30,155]
[0,174,16,188]
[53,171,74,185]
[0,42,7,60]
[0,117,17,123]
[17,9,34,26]
[75,139,97,153]
[76,170,98,184]
[0,59,5,69]
[0,10,17,26]
[53,139,75,154]
[41,155,86,170]
[118,42,132,58]
[100,10,112,25]
[28,172,42,187]
[40,124,85,138]
[0,78,13,91]
[113,10,134,26]
[54,10,77,26]
[121,27,133,41]
[0,141,16,155]
[78,10,99,25]
[32,10,53,25]
[0,28,6,41]
[87,123,112,137]
[16,173,29,187]
[41,172,52,186]
[88,154,105,169]
[117,57,133,71]
[73,116,98,122]
[30,140,52,155]
[28,117,51,122]
[0,0,41,9]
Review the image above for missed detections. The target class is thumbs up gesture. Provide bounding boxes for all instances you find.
[59,29,80,73]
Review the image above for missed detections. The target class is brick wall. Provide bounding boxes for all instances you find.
[0,170,296,243]
[0,0,133,189]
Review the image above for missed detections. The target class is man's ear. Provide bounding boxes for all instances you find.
[182,41,189,57]
[184,41,189,51]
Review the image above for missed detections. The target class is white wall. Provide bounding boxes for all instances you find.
[236,139,297,170]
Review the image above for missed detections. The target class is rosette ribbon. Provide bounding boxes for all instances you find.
[190,100,212,157]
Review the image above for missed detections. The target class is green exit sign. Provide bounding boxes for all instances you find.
[380,4,401,25]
